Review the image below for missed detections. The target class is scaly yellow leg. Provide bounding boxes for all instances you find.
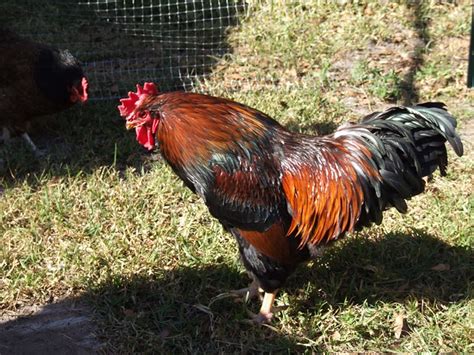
[250,291,278,324]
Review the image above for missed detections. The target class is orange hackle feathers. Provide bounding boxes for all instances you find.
[156,93,269,168]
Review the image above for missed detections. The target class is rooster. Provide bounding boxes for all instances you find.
[119,82,463,323]
[0,27,88,155]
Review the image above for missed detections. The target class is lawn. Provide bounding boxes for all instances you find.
[1,1,473,353]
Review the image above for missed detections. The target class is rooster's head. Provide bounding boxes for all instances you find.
[118,82,160,150]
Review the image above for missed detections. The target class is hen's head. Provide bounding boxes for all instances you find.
[55,49,88,103]
[118,82,160,150]
[36,48,89,104]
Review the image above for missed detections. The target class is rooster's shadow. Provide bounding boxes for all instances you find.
[0,228,471,352]
[288,228,472,312]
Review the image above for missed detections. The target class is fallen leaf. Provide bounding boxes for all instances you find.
[331,331,341,341]
[431,263,450,271]
[393,313,409,339]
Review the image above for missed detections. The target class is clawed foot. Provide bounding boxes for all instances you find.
[243,291,288,325]
[230,280,264,302]
[246,304,288,324]
[1,130,46,159]
[210,285,286,325]
[246,309,274,324]
[33,148,47,158]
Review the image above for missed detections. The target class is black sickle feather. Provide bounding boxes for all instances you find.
[336,102,463,229]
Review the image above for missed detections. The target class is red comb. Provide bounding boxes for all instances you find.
[118,82,159,118]
[81,77,89,102]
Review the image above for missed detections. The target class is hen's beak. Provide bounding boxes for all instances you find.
[70,77,88,103]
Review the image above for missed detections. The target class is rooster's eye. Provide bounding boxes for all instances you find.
[138,111,147,118]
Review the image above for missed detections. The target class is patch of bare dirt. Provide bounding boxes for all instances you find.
[329,25,422,116]
[0,300,103,355]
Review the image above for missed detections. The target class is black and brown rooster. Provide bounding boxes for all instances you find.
[119,82,463,323]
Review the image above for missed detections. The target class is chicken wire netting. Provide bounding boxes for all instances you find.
[1,0,247,100]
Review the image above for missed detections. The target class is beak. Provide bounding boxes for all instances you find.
[70,86,88,104]
[125,120,136,130]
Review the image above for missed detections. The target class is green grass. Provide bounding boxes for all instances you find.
[1,1,473,353]
[351,60,402,101]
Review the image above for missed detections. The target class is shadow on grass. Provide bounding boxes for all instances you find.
[87,265,302,353]
[0,101,152,188]
[1,229,471,352]
[399,1,430,105]
[289,229,472,310]
[0,265,302,353]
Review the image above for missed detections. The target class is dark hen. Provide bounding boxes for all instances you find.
[0,27,88,155]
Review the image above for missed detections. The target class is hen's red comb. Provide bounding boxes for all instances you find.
[118,82,159,118]
[80,77,89,102]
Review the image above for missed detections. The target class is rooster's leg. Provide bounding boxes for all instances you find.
[21,133,45,157]
[248,291,279,324]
